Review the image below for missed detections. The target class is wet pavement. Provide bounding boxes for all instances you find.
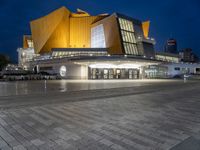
[0,79,183,96]
[0,79,200,150]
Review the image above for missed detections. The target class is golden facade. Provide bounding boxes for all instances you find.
[142,21,150,38]
[69,16,99,48]
[30,6,150,55]
[30,7,70,54]
[30,7,107,54]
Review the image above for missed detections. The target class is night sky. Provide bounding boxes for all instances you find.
[0,0,200,63]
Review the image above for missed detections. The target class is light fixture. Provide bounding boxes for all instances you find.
[60,66,67,77]
[89,63,141,69]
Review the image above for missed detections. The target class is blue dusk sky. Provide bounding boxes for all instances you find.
[0,0,199,62]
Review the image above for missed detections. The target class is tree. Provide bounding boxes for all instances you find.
[0,54,10,71]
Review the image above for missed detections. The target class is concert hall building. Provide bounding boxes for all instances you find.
[17,6,200,79]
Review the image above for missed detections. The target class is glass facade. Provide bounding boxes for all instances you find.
[89,68,139,79]
[91,24,106,48]
[144,65,168,79]
[118,18,134,32]
[121,30,136,43]
[118,18,139,55]
[52,50,108,58]
[155,54,179,63]
[123,43,138,55]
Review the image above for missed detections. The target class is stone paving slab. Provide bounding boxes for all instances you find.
[0,81,200,149]
[170,136,200,150]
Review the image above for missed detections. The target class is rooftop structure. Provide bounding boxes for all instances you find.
[164,38,177,54]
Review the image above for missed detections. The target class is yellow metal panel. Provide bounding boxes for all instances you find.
[142,21,150,38]
[40,16,70,53]
[69,16,99,48]
[30,6,108,53]
[30,7,71,54]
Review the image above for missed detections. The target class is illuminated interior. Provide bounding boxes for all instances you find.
[118,18,139,55]
[52,48,108,58]
[91,24,106,48]
[88,63,141,79]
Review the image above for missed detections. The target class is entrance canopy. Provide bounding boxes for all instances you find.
[73,56,161,68]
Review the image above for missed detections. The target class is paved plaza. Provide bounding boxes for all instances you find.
[0,80,200,150]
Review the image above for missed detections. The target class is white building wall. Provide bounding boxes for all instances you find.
[36,62,88,79]
[17,48,38,70]
[164,63,200,77]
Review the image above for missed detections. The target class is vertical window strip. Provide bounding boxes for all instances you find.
[119,18,139,55]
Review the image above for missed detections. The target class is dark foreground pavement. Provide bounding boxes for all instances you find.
[0,80,200,150]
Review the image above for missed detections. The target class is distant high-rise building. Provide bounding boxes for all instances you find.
[164,38,177,54]
[179,48,199,62]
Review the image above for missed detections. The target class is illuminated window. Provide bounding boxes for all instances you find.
[123,42,138,55]
[121,31,136,43]
[118,18,139,55]
[91,24,106,48]
[119,18,134,32]
[27,40,34,48]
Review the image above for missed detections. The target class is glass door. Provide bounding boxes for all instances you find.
[116,69,121,79]
[133,70,139,79]
[91,68,96,79]
[103,69,108,79]
[128,69,133,79]
[108,69,114,79]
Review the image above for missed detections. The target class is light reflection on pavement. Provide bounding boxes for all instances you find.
[0,79,184,96]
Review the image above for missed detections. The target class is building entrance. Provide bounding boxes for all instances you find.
[128,69,139,79]
[89,68,139,79]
